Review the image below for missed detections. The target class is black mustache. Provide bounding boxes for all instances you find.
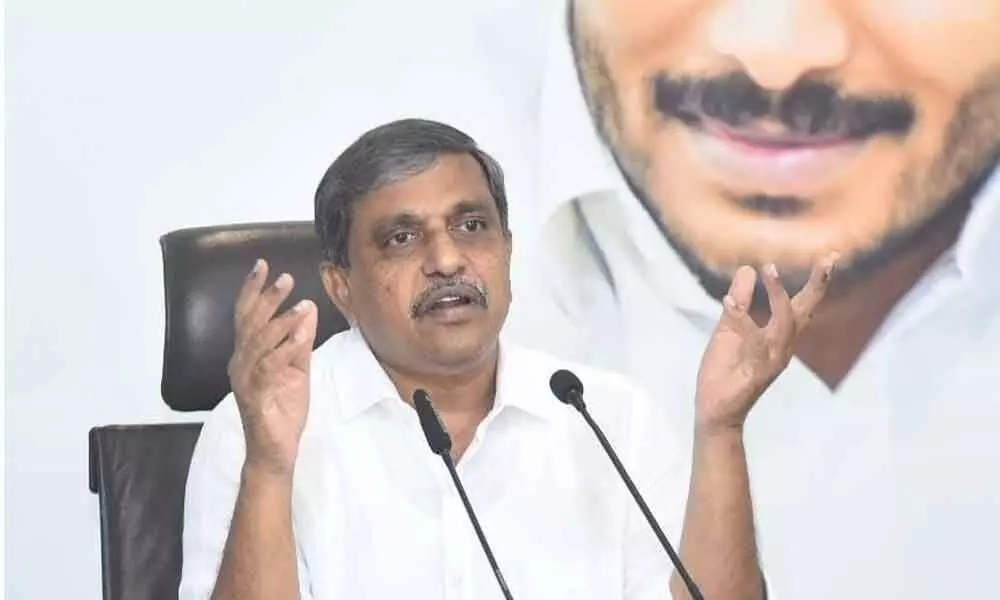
[653,71,916,139]
[410,278,488,318]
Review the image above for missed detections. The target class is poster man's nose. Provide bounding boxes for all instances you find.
[707,0,850,91]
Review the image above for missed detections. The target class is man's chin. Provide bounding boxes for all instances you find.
[418,332,498,371]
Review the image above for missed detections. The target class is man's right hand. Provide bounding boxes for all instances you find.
[228,258,318,477]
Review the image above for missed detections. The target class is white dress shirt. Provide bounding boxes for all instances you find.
[502,5,1000,598]
[179,326,690,600]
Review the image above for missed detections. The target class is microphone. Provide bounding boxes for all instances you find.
[412,389,515,600]
[549,370,706,600]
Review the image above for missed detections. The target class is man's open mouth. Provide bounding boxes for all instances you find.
[426,293,477,312]
[412,282,487,318]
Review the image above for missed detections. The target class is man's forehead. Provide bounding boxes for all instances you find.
[356,189,497,229]
[355,158,492,218]
[377,195,493,219]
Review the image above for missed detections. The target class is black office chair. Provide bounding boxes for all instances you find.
[88,221,350,600]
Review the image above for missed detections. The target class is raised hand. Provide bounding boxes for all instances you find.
[695,253,838,435]
[227,259,318,476]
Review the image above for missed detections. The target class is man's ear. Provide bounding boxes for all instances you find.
[320,262,354,324]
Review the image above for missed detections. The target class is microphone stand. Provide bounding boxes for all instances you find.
[550,369,705,600]
[576,403,705,600]
[413,389,515,600]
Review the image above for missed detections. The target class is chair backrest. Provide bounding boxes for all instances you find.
[89,423,203,600]
[90,221,350,599]
[159,221,349,411]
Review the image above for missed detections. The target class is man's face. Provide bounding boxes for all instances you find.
[572,0,1000,296]
[323,154,512,375]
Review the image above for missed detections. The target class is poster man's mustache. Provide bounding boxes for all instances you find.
[653,71,916,140]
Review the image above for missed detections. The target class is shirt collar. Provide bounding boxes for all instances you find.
[494,332,565,422]
[330,326,559,423]
[954,163,1000,284]
[331,327,400,421]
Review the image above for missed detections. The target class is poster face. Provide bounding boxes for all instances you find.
[568,0,1000,301]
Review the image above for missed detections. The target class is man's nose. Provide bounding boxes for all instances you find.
[707,0,850,91]
[421,231,466,278]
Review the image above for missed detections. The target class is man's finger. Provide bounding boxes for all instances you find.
[720,266,758,334]
[289,300,319,373]
[258,308,315,376]
[789,252,839,328]
[761,263,793,341]
[236,272,296,348]
[234,259,268,327]
[729,266,756,308]
[241,299,313,367]
[720,293,758,335]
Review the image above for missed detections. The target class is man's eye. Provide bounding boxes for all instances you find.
[457,218,488,233]
[386,231,417,247]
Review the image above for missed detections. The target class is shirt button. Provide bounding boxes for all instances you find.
[449,572,463,598]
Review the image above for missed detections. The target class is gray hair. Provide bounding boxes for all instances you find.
[314,118,509,267]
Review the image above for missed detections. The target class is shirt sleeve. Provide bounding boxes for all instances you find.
[178,394,313,600]
[620,381,693,600]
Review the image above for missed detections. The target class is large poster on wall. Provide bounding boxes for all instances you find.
[478,1,1000,597]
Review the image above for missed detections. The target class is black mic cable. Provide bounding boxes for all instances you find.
[549,369,705,600]
[412,389,515,600]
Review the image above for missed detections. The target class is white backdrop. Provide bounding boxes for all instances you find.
[10,1,1000,598]
[4,0,550,597]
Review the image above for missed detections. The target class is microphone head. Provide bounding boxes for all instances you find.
[549,369,585,410]
[413,389,453,456]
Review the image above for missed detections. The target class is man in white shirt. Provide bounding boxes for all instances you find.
[180,118,836,599]
[502,1,1000,597]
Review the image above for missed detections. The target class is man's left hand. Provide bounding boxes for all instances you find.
[695,253,839,436]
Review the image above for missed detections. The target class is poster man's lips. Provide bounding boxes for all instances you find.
[687,120,867,197]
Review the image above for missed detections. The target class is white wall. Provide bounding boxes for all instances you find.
[5,1,548,597]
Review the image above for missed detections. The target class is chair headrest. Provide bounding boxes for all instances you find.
[159,221,349,412]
